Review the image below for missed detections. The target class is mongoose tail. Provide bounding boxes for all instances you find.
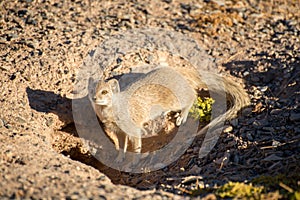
[174,67,250,130]
[202,72,251,132]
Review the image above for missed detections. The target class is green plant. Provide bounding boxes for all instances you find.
[216,182,264,199]
[189,97,215,122]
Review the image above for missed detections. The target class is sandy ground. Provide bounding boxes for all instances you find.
[0,0,299,199]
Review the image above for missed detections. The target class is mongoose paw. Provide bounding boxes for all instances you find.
[174,112,180,118]
[133,147,142,153]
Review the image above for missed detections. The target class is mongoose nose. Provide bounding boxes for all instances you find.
[92,96,96,101]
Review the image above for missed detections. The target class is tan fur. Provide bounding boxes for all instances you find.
[89,67,196,155]
[89,66,250,156]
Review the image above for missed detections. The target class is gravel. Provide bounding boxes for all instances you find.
[0,0,299,198]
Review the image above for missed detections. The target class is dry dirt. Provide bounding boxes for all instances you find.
[0,0,299,199]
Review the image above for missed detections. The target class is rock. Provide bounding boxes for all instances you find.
[230,119,238,127]
[242,107,252,116]
[290,112,300,122]
[262,127,274,132]
[243,71,250,76]
[0,118,4,128]
[211,0,225,6]
[257,86,268,92]
[270,109,282,115]
[45,117,53,127]
[294,127,300,133]
[16,116,26,124]
[251,76,260,82]
[223,125,233,133]
[263,154,283,162]
[253,119,268,129]
[189,165,202,174]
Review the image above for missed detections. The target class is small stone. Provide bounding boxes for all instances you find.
[230,118,238,127]
[262,127,274,132]
[5,124,12,129]
[294,127,300,133]
[211,0,225,6]
[242,107,252,116]
[272,140,281,147]
[257,86,268,92]
[246,132,254,141]
[70,194,79,199]
[223,125,233,133]
[189,165,201,174]
[290,112,300,122]
[16,116,26,124]
[243,71,250,76]
[256,130,271,137]
[233,153,239,163]
[253,120,262,129]
[263,154,282,162]
[229,47,236,54]
[45,117,53,127]
[270,109,282,115]
[0,118,4,128]
[251,76,260,82]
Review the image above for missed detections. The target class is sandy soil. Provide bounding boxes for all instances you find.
[0,0,299,199]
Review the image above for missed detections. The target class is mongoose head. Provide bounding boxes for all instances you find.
[91,78,120,106]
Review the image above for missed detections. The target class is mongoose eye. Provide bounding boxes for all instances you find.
[101,90,108,95]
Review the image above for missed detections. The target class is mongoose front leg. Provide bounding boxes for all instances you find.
[115,134,128,162]
[131,136,142,153]
[176,101,194,126]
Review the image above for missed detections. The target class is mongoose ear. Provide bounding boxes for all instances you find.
[108,79,120,93]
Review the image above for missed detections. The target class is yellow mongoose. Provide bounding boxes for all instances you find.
[89,66,250,155]
[89,67,196,154]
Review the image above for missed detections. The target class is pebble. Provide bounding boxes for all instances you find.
[211,0,225,6]
[16,116,26,124]
[270,109,282,115]
[189,165,201,174]
[294,127,300,133]
[241,107,252,116]
[45,117,53,127]
[251,76,260,82]
[262,127,275,132]
[223,125,233,133]
[230,118,238,127]
[233,153,239,163]
[0,118,4,128]
[246,131,254,141]
[263,154,282,162]
[257,86,268,92]
[289,112,300,122]
[5,124,12,129]
[253,119,268,129]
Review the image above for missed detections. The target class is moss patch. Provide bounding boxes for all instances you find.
[216,182,264,199]
[189,97,215,122]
